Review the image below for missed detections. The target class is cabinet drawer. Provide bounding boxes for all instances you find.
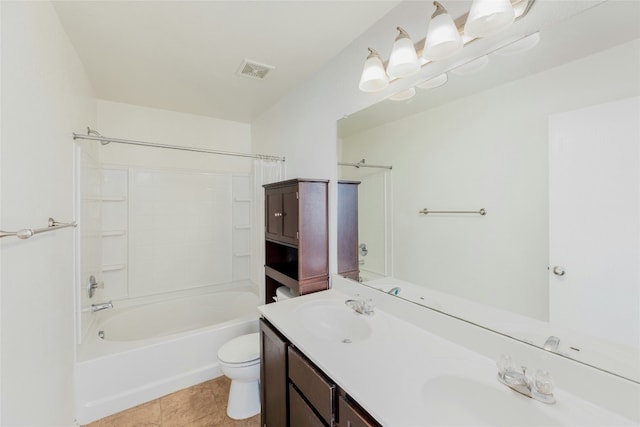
[288,347,335,425]
[289,384,327,427]
[337,395,380,427]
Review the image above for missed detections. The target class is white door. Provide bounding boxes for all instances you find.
[549,96,640,348]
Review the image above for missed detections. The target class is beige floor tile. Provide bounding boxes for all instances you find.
[98,400,161,427]
[82,376,261,427]
[160,382,218,427]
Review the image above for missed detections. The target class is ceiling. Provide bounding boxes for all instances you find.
[52,0,400,124]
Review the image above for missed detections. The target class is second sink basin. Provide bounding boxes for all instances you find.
[421,375,560,426]
[295,301,372,343]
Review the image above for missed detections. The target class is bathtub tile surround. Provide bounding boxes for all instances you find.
[129,169,251,297]
[84,377,260,427]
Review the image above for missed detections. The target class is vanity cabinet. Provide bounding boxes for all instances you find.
[337,180,360,281]
[260,318,380,427]
[337,394,378,427]
[260,319,288,427]
[263,179,328,304]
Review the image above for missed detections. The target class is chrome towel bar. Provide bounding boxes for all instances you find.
[419,208,486,216]
[0,218,77,240]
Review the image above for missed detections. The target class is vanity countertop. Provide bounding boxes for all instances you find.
[258,289,636,427]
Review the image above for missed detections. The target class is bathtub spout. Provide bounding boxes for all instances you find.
[91,301,113,312]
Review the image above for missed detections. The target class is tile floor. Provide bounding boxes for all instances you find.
[84,376,260,427]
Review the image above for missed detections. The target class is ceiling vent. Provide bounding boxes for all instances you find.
[236,59,275,80]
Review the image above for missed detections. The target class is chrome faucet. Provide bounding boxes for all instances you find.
[345,298,375,316]
[496,355,555,404]
[91,301,113,312]
[543,335,560,352]
[386,287,401,296]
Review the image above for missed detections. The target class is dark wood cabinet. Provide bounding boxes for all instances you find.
[264,179,329,303]
[260,317,380,427]
[337,180,360,281]
[289,384,326,427]
[260,319,289,427]
[337,394,379,427]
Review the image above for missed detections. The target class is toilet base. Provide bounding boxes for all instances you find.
[226,379,261,420]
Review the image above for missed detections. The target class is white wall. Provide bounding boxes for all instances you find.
[96,100,252,172]
[1,1,96,425]
[340,40,640,320]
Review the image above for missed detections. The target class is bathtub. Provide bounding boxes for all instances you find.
[75,287,260,425]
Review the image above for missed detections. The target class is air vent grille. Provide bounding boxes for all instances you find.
[236,59,275,80]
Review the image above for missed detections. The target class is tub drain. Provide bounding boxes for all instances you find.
[98,330,105,339]
[342,338,352,344]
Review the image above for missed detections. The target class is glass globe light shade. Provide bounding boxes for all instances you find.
[464,0,515,38]
[388,87,416,101]
[358,48,389,92]
[423,2,463,61]
[416,73,448,90]
[387,27,420,79]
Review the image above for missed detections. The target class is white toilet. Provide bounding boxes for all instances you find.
[217,332,261,420]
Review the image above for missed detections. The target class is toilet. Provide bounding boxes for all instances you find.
[217,332,261,420]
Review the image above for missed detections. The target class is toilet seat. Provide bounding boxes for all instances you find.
[218,332,260,365]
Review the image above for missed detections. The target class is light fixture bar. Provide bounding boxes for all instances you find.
[383,0,535,73]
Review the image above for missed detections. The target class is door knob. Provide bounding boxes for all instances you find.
[552,266,565,276]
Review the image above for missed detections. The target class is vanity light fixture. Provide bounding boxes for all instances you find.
[357,0,533,93]
[416,73,448,90]
[358,48,389,92]
[388,87,416,101]
[386,27,421,79]
[423,2,463,61]
[464,0,515,38]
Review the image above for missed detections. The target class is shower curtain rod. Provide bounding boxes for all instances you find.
[73,128,285,162]
[338,161,392,170]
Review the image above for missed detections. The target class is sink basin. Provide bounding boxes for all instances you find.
[421,375,560,426]
[295,301,372,343]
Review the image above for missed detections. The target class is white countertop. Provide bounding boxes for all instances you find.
[259,289,637,427]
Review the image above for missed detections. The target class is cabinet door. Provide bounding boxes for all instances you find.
[337,181,359,278]
[289,384,326,427]
[260,319,288,427]
[337,396,379,427]
[280,185,299,246]
[265,189,283,241]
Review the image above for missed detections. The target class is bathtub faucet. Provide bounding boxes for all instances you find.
[91,301,113,312]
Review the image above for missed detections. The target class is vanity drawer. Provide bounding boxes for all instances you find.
[289,384,326,427]
[337,395,380,427]
[288,347,335,425]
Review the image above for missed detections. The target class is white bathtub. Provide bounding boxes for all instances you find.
[75,287,260,425]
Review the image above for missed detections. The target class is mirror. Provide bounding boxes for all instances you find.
[338,0,640,382]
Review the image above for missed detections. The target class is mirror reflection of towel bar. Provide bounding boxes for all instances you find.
[419,208,486,216]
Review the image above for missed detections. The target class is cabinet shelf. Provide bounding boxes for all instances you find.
[86,196,126,202]
[102,230,126,237]
[263,179,328,303]
[102,264,126,272]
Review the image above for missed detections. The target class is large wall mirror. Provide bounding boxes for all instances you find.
[338,0,639,383]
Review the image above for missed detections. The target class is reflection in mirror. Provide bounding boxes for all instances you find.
[338,160,393,281]
[338,0,640,382]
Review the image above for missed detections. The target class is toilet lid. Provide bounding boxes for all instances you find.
[218,332,260,364]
